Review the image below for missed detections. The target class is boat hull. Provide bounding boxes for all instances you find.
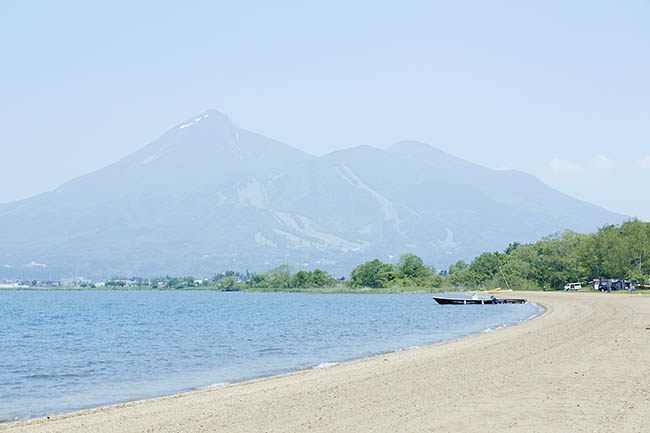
[433,296,526,305]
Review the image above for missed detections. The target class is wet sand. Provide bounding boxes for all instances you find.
[3,292,649,433]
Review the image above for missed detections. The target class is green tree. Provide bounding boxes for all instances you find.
[621,219,650,279]
[501,244,540,289]
[311,269,336,287]
[532,231,581,288]
[218,276,238,291]
[448,259,468,275]
[469,252,499,284]
[397,254,430,280]
[448,268,482,288]
[350,259,395,288]
[264,265,293,288]
[578,229,606,281]
[291,270,314,288]
[248,273,268,288]
[601,224,634,283]
[441,221,650,290]
[427,272,445,288]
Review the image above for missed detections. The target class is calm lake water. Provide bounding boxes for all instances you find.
[0,290,542,421]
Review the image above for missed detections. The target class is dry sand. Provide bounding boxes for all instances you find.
[3,292,649,433]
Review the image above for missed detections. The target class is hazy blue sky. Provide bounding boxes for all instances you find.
[1,1,649,220]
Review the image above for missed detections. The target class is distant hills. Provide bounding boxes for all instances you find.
[0,110,626,279]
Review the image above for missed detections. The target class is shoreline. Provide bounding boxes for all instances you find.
[3,292,649,432]
[0,286,536,293]
[1,294,543,424]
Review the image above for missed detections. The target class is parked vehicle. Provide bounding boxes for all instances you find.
[593,278,618,291]
[598,280,612,292]
[611,280,632,291]
[563,282,582,291]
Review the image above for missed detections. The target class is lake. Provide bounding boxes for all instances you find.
[0,290,542,421]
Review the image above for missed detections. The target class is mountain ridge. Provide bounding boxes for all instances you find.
[0,110,626,279]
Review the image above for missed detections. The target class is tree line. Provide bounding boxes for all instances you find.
[348,219,649,290]
[205,265,338,291]
[111,266,340,291]
[447,219,648,289]
[104,219,648,291]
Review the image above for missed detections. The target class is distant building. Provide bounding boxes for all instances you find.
[0,281,29,288]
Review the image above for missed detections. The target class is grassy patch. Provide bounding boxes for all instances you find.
[613,289,650,295]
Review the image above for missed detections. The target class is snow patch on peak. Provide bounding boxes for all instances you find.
[178,114,210,130]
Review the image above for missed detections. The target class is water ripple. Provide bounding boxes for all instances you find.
[0,290,541,421]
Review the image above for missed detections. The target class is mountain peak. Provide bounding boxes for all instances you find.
[175,109,232,131]
[387,140,455,161]
[116,108,312,182]
[389,140,442,153]
[0,110,625,279]
[386,140,490,175]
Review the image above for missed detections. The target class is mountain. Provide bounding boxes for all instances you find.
[0,111,625,279]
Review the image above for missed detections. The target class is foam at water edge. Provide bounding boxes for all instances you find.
[198,382,228,390]
[314,362,339,369]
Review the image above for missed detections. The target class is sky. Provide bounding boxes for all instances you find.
[1,1,649,220]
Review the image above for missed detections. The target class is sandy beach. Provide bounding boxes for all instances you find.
[3,291,649,433]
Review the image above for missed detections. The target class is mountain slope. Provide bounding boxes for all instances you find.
[0,112,625,279]
[229,143,621,269]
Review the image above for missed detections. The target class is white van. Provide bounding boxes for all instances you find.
[563,282,582,291]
